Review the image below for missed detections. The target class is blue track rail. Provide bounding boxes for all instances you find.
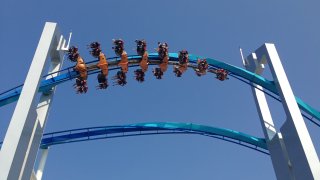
[28,122,269,154]
[0,53,319,124]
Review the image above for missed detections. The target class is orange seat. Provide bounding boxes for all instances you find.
[177,64,188,74]
[75,56,88,79]
[139,52,149,72]
[159,55,169,72]
[118,51,128,73]
[97,53,108,76]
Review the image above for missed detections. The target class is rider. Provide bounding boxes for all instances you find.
[88,42,109,89]
[113,39,128,73]
[68,46,88,93]
[216,69,228,81]
[174,50,189,77]
[112,39,128,85]
[153,42,169,79]
[195,58,208,76]
[135,39,149,82]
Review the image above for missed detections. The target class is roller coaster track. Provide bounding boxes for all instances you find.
[0,53,319,126]
[0,122,269,155]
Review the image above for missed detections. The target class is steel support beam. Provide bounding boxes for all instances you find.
[250,43,320,179]
[0,22,67,180]
[21,58,63,180]
[243,50,293,179]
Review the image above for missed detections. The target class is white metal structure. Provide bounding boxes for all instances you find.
[0,22,69,180]
[242,43,320,180]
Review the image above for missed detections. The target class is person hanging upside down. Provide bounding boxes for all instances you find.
[67,46,88,94]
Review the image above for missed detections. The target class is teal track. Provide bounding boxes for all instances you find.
[38,122,269,154]
[0,122,269,154]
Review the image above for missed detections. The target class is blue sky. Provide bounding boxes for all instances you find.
[1,1,320,179]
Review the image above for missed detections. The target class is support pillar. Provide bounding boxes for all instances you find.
[243,50,293,179]
[21,58,63,180]
[0,22,68,180]
[246,43,320,179]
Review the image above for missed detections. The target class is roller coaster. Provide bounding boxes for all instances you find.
[0,43,319,123]
[0,22,319,180]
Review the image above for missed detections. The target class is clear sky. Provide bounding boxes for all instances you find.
[1,1,320,179]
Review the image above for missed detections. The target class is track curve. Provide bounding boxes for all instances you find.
[37,122,268,154]
[0,53,319,123]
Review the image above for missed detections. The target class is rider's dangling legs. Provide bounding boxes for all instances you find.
[134,69,145,82]
[75,77,88,94]
[114,70,127,86]
[97,71,108,89]
[153,68,164,79]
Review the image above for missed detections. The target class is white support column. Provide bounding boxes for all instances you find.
[244,52,277,140]
[254,43,320,180]
[243,51,293,179]
[0,22,66,180]
[21,59,64,180]
[35,148,49,180]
